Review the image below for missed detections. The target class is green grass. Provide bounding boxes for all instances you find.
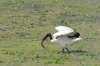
[0,0,100,66]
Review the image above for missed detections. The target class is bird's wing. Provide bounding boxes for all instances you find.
[55,26,74,35]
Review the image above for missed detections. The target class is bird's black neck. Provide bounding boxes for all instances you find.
[41,33,52,49]
[46,33,52,40]
[42,33,52,41]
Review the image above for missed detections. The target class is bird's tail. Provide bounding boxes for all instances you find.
[73,38,82,42]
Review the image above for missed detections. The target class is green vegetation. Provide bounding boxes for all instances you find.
[0,0,100,66]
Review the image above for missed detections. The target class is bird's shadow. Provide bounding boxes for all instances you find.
[64,50,88,54]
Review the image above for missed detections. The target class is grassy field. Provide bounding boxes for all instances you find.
[0,0,100,66]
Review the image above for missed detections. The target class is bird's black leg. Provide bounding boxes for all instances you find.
[62,48,65,52]
[66,47,70,53]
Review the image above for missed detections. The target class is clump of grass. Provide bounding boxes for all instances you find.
[2,49,24,56]
[45,57,62,64]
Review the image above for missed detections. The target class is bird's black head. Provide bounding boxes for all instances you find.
[41,33,52,49]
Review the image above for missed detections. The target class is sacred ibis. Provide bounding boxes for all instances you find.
[41,26,82,53]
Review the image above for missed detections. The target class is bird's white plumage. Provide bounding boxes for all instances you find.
[51,26,82,48]
[55,26,74,35]
[53,26,74,37]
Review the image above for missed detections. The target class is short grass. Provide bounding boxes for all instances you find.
[0,0,100,66]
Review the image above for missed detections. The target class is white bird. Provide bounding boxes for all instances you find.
[41,26,82,53]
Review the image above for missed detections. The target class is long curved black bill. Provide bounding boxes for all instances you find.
[41,33,52,49]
